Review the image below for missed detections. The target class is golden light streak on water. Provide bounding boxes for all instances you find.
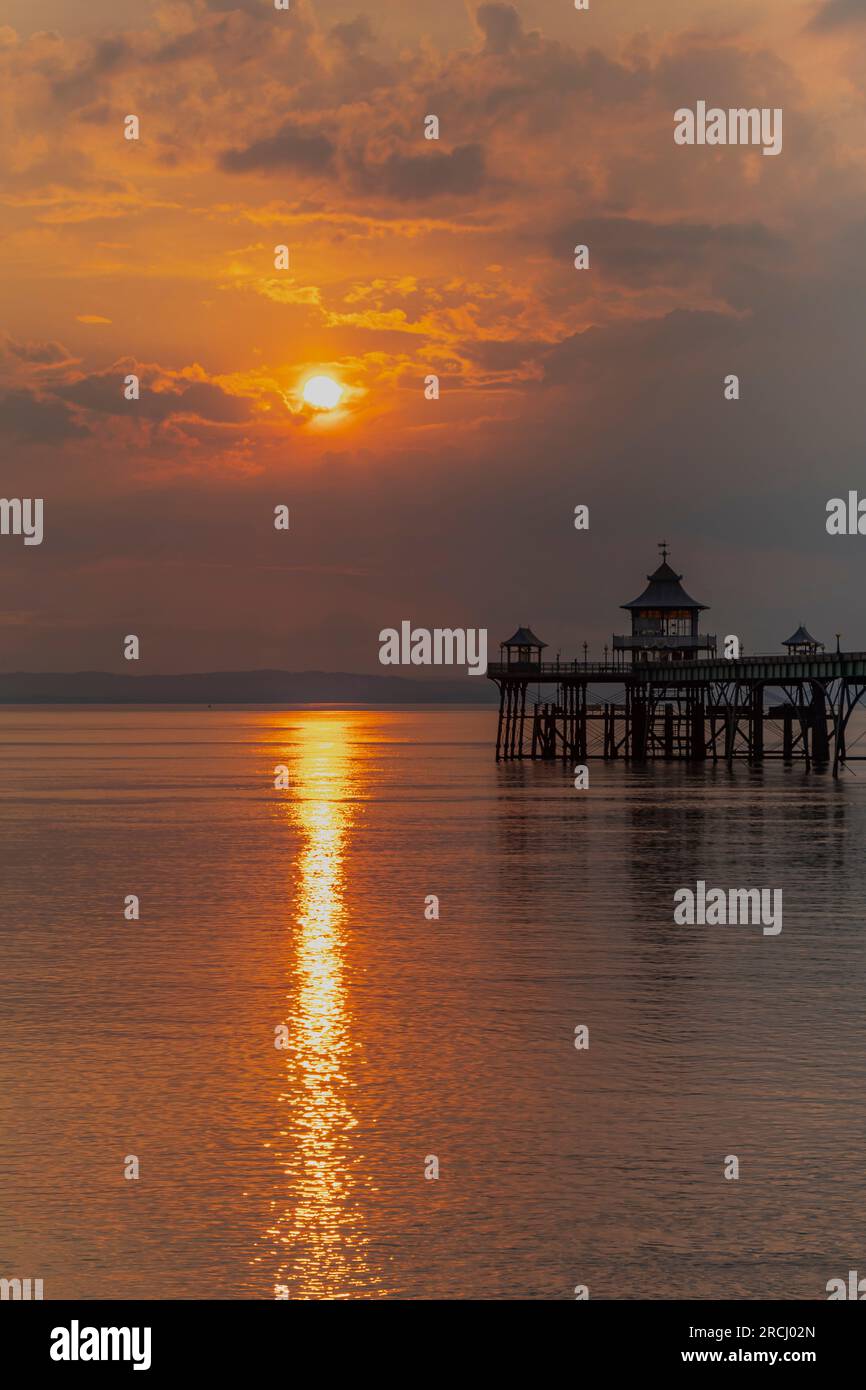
[263,716,381,1299]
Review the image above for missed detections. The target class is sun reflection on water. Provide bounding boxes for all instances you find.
[258,716,381,1299]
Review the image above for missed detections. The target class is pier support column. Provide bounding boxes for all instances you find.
[631,695,648,763]
[577,685,587,760]
[495,683,505,762]
[707,687,720,761]
[832,680,862,778]
[517,683,527,759]
[809,683,830,765]
[561,686,571,762]
[664,703,674,759]
[502,682,521,762]
[542,704,556,760]
[690,697,706,761]
[782,708,793,763]
[797,688,812,770]
[604,702,618,759]
[833,685,847,778]
[725,702,736,766]
[750,685,764,763]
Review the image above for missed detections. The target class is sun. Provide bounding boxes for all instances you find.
[302,375,343,410]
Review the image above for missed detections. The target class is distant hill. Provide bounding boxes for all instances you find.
[0,669,499,705]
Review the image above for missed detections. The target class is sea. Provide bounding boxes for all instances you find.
[1,705,864,1300]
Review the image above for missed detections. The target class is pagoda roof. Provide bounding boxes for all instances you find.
[621,559,708,611]
[783,624,822,648]
[501,626,547,648]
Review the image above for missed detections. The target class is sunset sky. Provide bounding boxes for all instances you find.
[2,0,865,672]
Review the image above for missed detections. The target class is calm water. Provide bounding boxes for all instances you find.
[1,705,864,1301]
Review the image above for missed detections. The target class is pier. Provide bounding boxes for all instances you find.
[488,550,866,775]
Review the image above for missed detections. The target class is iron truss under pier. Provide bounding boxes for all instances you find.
[487,652,866,777]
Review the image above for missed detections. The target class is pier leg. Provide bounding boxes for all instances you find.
[750,685,763,763]
[517,684,527,759]
[578,686,587,760]
[796,688,811,770]
[707,689,719,761]
[495,684,505,762]
[725,704,735,766]
[624,686,631,761]
[632,696,647,763]
[810,683,829,765]
[541,704,555,760]
[561,687,569,762]
[782,709,793,763]
[691,698,706,761]
[502,684,510,761]
[832,681,848,779]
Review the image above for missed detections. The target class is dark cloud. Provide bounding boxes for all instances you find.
[541,308,742,386]
[151,32,207,66]
[3,336,72,366]
[547,217,787,289]
[472,4,643,114]
[219,121,335,175]
[202,0,270,13]
[462,339,547,372]
[476,3,524,55]
[0,389,87,444]
[809,0,866,30]
[58,370,255,424]
[356,142,487,200]
[330,16,375,51]
[151,380,254,424]
[52,37,132,107]
[76,102,112,125]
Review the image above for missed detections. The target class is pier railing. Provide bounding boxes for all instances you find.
[488,661,627,677]
[488,652,866,681]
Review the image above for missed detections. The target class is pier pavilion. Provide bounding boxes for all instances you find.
[488,549,866,775]
[614,545,716,666]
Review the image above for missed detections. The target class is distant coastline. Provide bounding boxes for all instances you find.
[0,669,498,705]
